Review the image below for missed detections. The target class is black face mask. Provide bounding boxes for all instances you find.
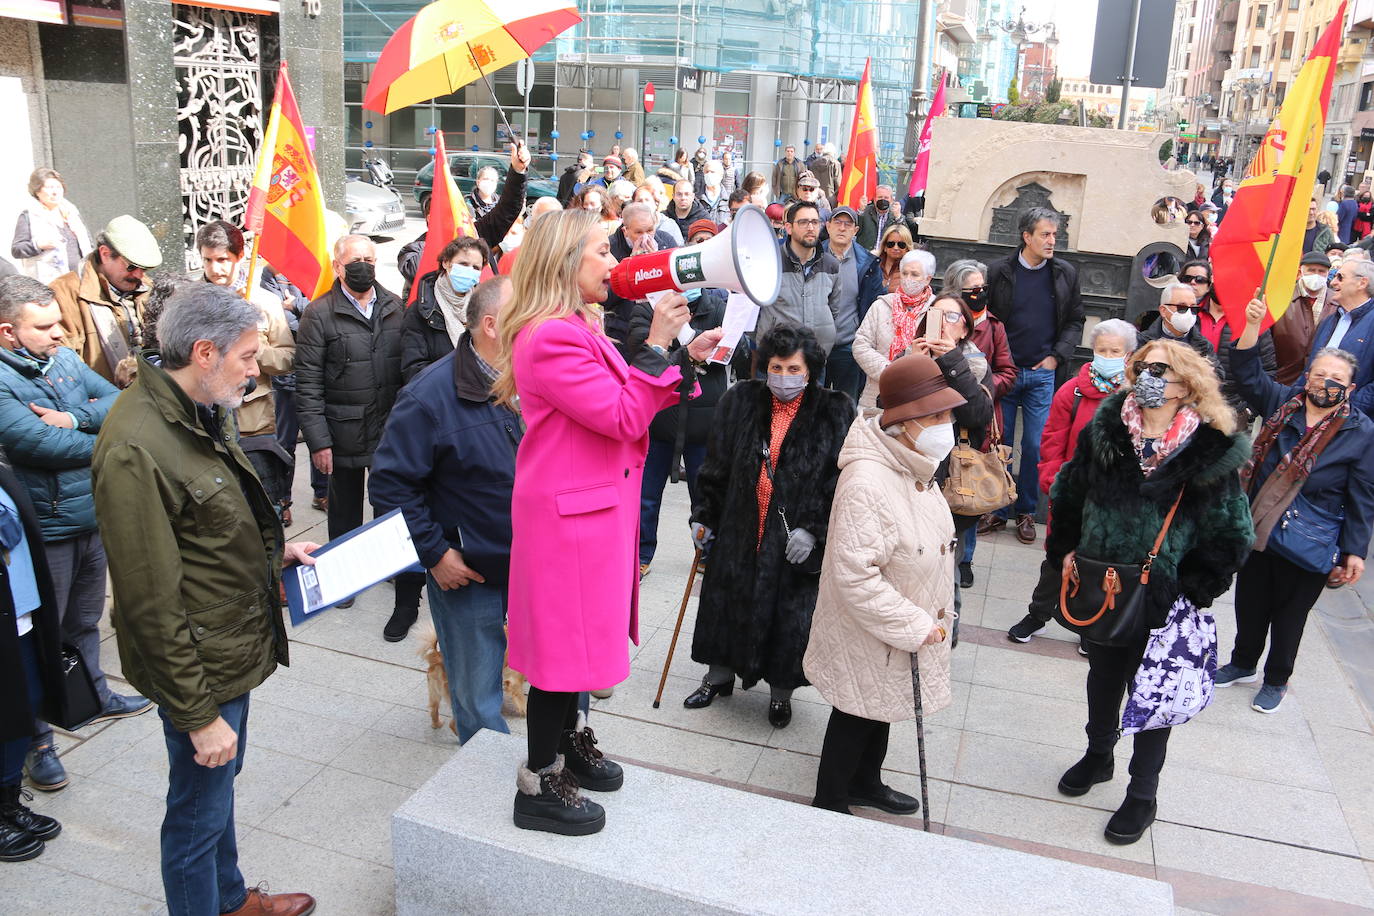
[1308,378,1349,408]
[342,261,375,294]
[875,198,890,211]
[963,289,987,312]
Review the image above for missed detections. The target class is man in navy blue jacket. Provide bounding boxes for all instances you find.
[821,205,884,401]
[369,277,520,744]
[0,275,150,792]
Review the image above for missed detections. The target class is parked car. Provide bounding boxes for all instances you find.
[345,177,407,237]
[413,151,560,216]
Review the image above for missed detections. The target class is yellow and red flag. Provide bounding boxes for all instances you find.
[838,58,878,210]
[245,61,333,300]
[408,131,478,305]
[1211,2,1345,333]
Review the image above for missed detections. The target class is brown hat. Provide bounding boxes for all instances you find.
[686,218,719,240]
[878,353,967,427]
[797,170,819,188]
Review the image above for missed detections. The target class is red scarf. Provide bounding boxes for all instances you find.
[1121,394,1201,476]
[889,286,932,360]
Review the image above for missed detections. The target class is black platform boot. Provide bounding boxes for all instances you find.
[512,756,605,836]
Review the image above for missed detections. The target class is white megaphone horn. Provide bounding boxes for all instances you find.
[608,204,782,307]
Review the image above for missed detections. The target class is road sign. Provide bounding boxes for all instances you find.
[643,81,655,113]
[515,59,529,97]
[1090,0,1174,90]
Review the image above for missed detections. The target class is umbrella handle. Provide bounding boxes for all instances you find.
[910,648,931,832]
[466,41,520,148]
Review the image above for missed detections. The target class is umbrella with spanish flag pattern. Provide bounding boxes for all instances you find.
[363,0,582,115]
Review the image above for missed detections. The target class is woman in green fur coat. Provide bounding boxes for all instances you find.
[1045,339,1253,846]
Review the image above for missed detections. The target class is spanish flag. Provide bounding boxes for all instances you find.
[407,130,479,305]
[838,58,878,210]
[1211,3,1345,334]
[245,61,333,301]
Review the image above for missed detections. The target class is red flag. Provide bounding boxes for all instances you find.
[408,131,478,305]
[245,62,333,300]
[1210,3,1345,333]
[908,76,947,199]
[838,58,878,209]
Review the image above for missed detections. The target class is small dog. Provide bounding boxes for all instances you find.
[417,625,527,735]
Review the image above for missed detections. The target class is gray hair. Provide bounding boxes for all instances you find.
[943,258,987,294]
[158,284,260,371]
[1313,346,1359,379]
[1346,258,1374,285]
[900,249,937,277]
[619,201,658,228]
[1159,281,1196,306]
[1018,207,1060,242]
[1090,318,1138,352]
[475,166,498,182]
[465,276,510,329]
[1344,248,1370,262]
[332,233,375,260]
[0,275,55,324]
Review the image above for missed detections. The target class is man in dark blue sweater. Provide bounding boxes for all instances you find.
[980,207,1085,544]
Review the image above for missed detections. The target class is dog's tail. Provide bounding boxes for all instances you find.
[415,623,438,659]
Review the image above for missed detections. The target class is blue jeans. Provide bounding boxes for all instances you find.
[998,367,1056,517]
[160,692,250,916]
[639,437,706,566]
[825,342,864,402]
[427,575,511,745]
[3,631,42,785]
[959,524,976,565]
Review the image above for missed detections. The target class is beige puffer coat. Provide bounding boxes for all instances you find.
[803,415,955,722]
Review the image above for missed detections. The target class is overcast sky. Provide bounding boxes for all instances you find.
[1024,0,1100,78]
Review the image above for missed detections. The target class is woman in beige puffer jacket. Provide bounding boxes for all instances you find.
[804,351,961,815]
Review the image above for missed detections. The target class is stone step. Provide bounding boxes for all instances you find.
[393,731,1173,915]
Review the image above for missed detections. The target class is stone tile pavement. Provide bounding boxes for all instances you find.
[8,445,1374,914]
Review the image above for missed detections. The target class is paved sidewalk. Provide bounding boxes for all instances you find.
[8,454,1374,914]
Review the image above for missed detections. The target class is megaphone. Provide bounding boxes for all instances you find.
[609,204,782,307]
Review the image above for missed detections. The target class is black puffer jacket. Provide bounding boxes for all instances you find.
[295,282,405,468]
[400,271,456,383]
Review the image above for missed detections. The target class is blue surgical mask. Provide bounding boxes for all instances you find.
[448,263,481,294]
[1092,354,1125,379]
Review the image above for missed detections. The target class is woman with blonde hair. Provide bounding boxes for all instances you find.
[1047,338,1252,845]
[496,209,722,836]
[875,223,914,291]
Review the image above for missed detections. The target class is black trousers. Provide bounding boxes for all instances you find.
[526,687,581,771]
[812,707,890,812]
[245,450,290,511]
[1026,555,1061,624]
[327,464,424,609]
[1084,638,1171,801]
[1231,549,1329,687]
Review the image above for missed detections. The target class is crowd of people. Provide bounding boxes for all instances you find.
[1,138,1371,914]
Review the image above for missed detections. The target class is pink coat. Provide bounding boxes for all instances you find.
[506,314,686,691]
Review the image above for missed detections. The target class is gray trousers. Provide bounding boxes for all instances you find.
[33,530,112,747]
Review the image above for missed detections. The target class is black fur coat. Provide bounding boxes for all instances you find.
[1046,390,1254,633]
[690,381,855,689]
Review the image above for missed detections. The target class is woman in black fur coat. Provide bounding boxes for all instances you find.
[1047,340,1253,846]
[684,326,855,728]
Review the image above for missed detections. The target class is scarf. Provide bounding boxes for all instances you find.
[1121,393,1202,476]
[1241,394,1348,550]
[756,393,804,549]
[433,276,470,348]
[1089,367,1123,394]
[962,341,988,383]
[888,286,932,360]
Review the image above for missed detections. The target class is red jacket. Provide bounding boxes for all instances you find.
[1038,363,1113,495]
[969,313,1016,402]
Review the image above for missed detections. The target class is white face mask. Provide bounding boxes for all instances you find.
[705,172,722,189]
[477,179,497,196]
[900,277,927,296]
[1167,307,1197,334]
[908,422,956,461]
[1301,273,1328,293]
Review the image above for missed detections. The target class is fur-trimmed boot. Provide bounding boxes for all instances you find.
[513,755,605,836]
[560,712,623,792]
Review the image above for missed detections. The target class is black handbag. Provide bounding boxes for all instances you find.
[50,642,102,731]
[1055,490,1183,647]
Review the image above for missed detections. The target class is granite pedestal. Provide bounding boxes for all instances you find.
[393,731,1174,915]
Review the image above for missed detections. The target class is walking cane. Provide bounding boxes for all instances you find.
[653,547,702,709]
[909,646,932,832]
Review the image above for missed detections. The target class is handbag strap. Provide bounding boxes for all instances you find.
[1141,489,1185,584]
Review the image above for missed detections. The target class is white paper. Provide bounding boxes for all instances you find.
[296,511,419,612]
[645,289,698,346]
[708,292,760,365]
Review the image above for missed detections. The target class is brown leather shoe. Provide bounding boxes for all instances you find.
[310,496,328,512]
[224,886,316,916]
[976,513,1007,535]
[1015,514,1037,544]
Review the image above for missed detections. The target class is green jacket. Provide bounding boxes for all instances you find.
[92,356,286,731]
[1046,390,1254,633]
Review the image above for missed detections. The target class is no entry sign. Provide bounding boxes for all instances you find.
[643,81,655,114]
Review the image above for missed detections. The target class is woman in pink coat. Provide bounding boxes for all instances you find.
[494,209,721,836]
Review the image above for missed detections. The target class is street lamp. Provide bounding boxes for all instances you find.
[990,6,1059,100]
[1230,77,1264,166]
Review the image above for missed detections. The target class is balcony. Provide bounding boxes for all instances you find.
[1220,0,1239,26]
[1354,0,1374,31]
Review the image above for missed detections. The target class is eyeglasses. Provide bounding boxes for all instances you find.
[1184,220,1203,226]
[791,218,821,228]
[1181,274,1211,285]
[1169,303,1205,314]
[936,310,963,323]
[961,285,986,295]
[1133,360,1173,378]
[885,240,909,249]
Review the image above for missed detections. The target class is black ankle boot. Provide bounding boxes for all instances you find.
[0,786,46,861]
[561,725,623,792]
[1057,751,1115,797]
[1105,795,1157,845]
[512,756,605,836]
[383,604,418,642]
[0,784,59,842]
[683,677,733,709]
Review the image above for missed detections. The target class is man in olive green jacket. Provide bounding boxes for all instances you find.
[92,284,319,916]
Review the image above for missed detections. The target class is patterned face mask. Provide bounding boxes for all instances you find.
[1133,372,1170,409]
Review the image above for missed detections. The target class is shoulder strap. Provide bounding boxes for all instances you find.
[1141,489,1185,582]
[1067,387,1084,428]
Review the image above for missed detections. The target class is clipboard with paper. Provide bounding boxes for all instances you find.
[283,508,421,626]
